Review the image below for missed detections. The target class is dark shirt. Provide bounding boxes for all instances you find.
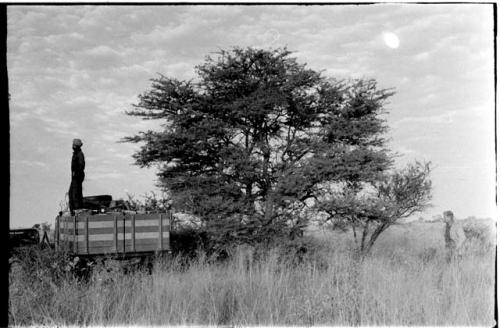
[71,148,85,181]
[444,222,455,249]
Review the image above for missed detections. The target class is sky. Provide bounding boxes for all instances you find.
[8,4,496,228]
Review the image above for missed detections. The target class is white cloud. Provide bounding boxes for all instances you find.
[414,51,430,61]
[392,104,493,128]
[87,44,121,57]
[39,115,76,135]
[12,159,49,169]
[44,32,86,48]
[10,111,30,125]
[74,45,125,70]
[89,172,124,180]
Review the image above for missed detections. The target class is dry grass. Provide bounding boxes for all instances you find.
[9,221,496,326]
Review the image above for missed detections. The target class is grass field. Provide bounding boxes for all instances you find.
[9,220,496,326]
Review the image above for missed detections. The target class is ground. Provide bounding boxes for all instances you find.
[9,219,496,326]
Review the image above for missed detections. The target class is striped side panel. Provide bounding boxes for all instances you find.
[58,213,171,255]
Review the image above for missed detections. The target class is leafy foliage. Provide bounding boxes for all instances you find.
[124,47,428,250]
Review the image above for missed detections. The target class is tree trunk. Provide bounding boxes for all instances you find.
[262,136,273,225]
[264,193,274,224]
[360,222,369,253]
[352,223,358,244]
[362,222,390,256]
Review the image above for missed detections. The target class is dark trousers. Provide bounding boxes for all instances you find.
[69,178,83,214]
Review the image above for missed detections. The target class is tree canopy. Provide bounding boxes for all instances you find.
[124,47,431,251]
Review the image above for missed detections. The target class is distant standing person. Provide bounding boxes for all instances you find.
[69,138,85,215]
[443,210,465,262]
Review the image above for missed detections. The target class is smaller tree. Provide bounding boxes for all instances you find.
[317,161,432,255]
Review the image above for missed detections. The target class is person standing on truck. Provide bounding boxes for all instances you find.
[69,138,85,215]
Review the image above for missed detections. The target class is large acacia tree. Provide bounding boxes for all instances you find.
[124,47,429,248]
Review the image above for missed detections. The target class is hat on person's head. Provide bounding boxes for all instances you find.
[443,210,454,223]
[443,210,454,218]
[72,138,83,147]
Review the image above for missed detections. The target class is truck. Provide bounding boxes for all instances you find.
[10,194,174,274]
[9,228,42,249]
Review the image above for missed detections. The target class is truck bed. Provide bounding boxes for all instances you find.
[56,212,171,256]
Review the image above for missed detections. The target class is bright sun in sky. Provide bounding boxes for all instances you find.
[383,32,400,49]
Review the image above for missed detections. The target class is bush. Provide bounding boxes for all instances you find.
[417,247,438,264]
[9,246,83,324]
[10,246,83,283]
[463,221,493,244]
[169,228,209,258]
[276,237,329,270]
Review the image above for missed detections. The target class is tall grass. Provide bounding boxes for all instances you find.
[9,222,496,326]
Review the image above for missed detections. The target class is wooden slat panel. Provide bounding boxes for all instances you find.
[118,232,170,240]
[132,237,169,244]
[59,226,170,237]
[126,239,168,252]
[59,216,71,224]
[159,214,163,250]
[66,225,168,236]
[88,221,114,228]
[58,228,70,235]
[64,222,84,230]
[63,217,170,229]
[59,228,77,235]
[61,219,169,233]
[113,215,118,252]
[121,215,126,253]
[64,219,68,242]
[75,238,169,249]
[61,212,170,223]
[82,240,114,248]
[61,231,169,242]
[62,215,116,224]
[85,216,89,254]
[55,216,60,250]
[60,233,113,242]
[82,227,115,235]
[128,225,170,233]
[131,214,136,252]
[60,241,78,251]
[58,212,172,254]
[83,214,126,222]
[61,213,170,221]
[79,245,167,255]
[134,238,167,245]
[59,223,170,235]
[61,221,126,233]
[73,221,113,229]
[75,239,170,255]
[73,216,77,253]
[71,242,113,254]
[86,246,117,255]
